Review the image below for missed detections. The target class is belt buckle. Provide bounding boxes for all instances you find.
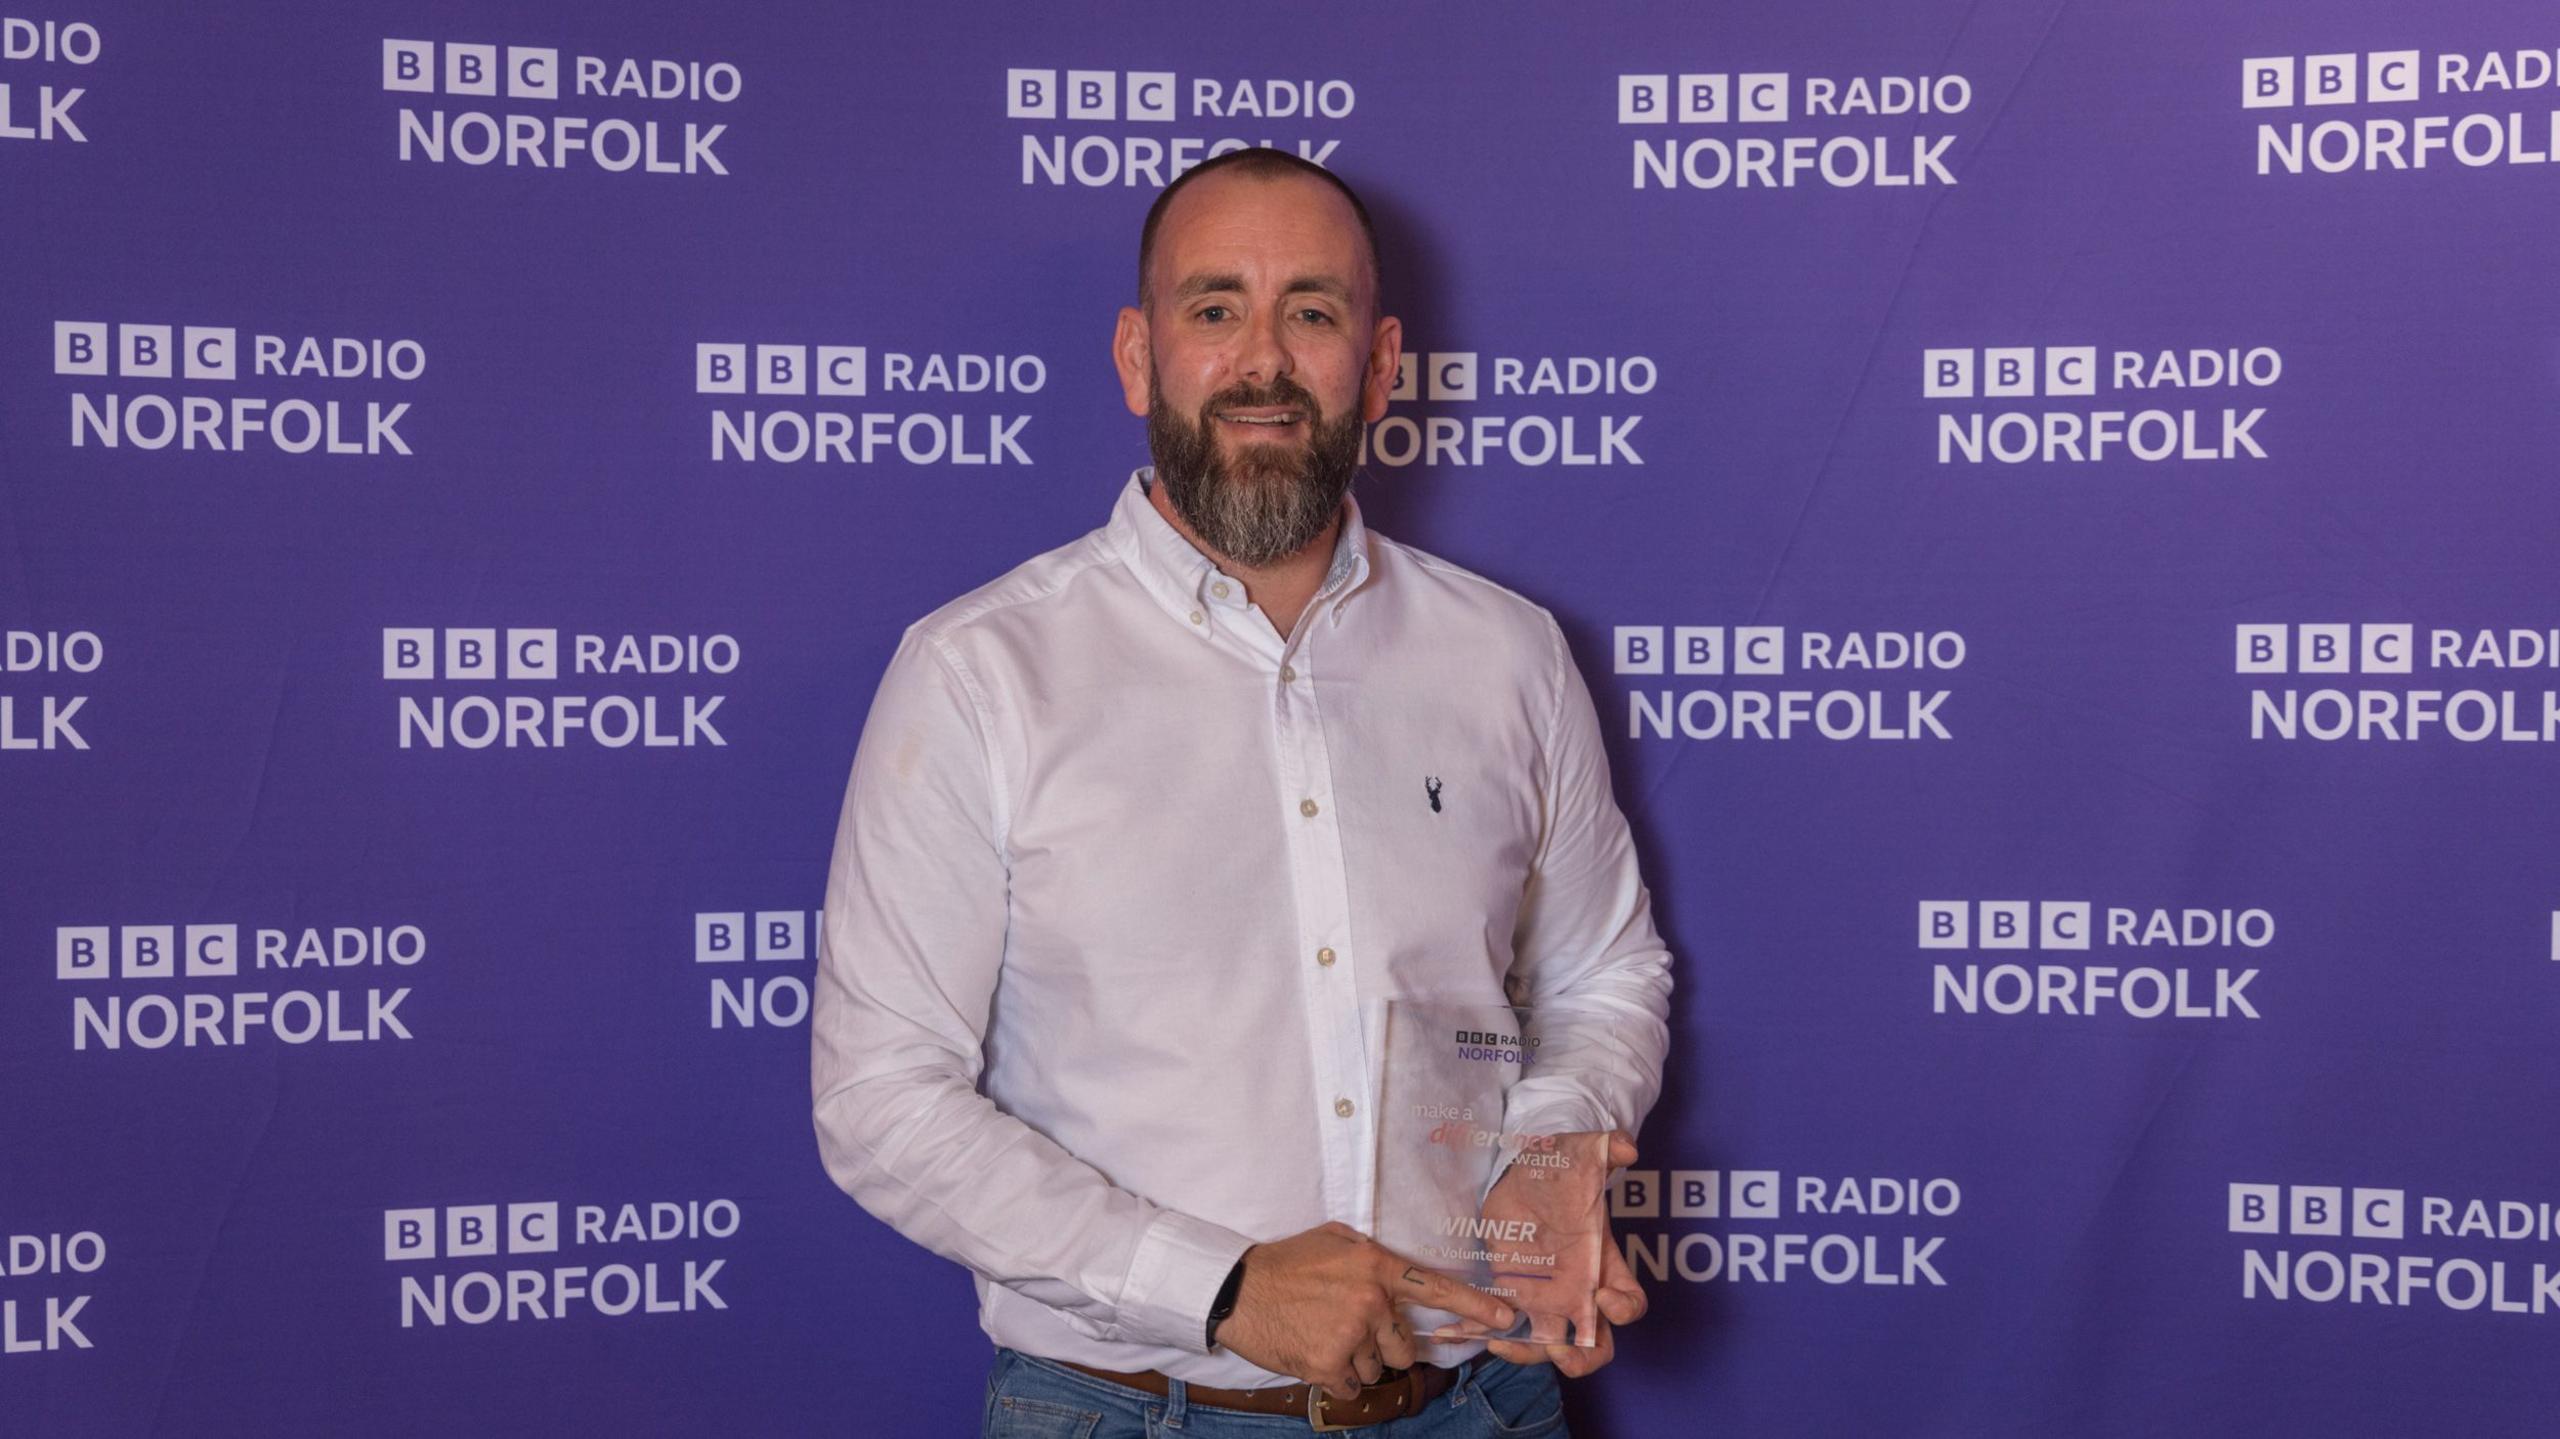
[1307,1389,1358,1433]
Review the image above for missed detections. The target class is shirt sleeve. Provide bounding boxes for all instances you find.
[810,626,1252,1353]
[1501,617,1675,1143]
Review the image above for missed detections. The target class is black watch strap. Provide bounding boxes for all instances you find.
[1203,1256,1247,1349]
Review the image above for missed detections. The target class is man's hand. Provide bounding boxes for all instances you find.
[1484,1130,1646,1378]
[1214,1221,1517,1403]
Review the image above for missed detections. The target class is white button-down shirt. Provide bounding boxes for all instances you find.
[812,468,1673,1387]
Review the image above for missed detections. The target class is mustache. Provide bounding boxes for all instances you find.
[1199,377,1323,419]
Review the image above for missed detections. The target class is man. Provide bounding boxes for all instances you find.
[812,148,1672,1435]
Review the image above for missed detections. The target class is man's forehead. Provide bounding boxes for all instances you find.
[1149,171,1373,296]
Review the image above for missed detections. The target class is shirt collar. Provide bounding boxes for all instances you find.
[1109,467,1374,632]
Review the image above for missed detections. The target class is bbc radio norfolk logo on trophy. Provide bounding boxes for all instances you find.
[0,1225,104,1356]
[383,627,734,751]
[1363,351,1648,471]
[51,322,419,457]
[1003,67,1355,187]
[2228,1181,2560,1318]
[0,16,98,143]
[382,1198,737,1329]
[1921,345,2280,466]
[693,909,820,1031]
[1919,900,2270,1021]
[1611,1165,1959,1291]
[1612,625,1961,742]
[1617,70,1968,190]
[53,921,423,1052]
[693,343,1041,467]
[382,39,737,174]
[2235,622,2560,743]
[2,628,97,752]
[2243,49,2560,178]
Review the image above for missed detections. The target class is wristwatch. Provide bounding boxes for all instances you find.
[1203,1256,1247,1349]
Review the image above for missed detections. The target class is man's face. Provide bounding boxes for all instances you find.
[1114,170,1401,568]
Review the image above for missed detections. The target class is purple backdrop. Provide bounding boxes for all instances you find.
[7,1,2558,1433]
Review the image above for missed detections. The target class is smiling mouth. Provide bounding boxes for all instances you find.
[1217,410,1305,428]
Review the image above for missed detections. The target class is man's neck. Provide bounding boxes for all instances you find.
[1145,475,1341,641]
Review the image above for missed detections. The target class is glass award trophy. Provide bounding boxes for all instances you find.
[1370,999,1609,1347]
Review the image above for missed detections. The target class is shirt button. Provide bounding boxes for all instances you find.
[1280,664,1296,683]
[1212,581,1231,599]
[1316,946,1336,967]
[1188,610,1204,625]
[1299,798,1319,818]
[1334,1098,1356,1118]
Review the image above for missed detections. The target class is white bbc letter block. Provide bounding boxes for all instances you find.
[2044,346,2097,397]
[2228,1182,2279,1234]
[1676,74,1729,123]
[1614,626,1664,676]
[382,40,436,94]
[1919,900,1969,949]
[1736,73,1788,123]
[1922,347,1974,399]
[2358,623,2412,674]
[1729,1170,1780,1219]
[1672,627,1725,675]
[1126,71,1176,122]
[2295,623,2350,675]
[2241,57,2293,109]
[1007,69,1057,119]
[1732,626,1784,675]
[384,1208,437,1260]
[2351,1188,2405,1240]
[1977,901,2030,951]
[2039,901,2091,950]
[2367,51,2419,104]
[2234,623,2287,674]
[1618,75,1669,124]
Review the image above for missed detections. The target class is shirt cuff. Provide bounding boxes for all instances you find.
[1115,1209,1256,1353]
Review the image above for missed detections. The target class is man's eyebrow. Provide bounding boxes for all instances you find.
[1170,272,1246,304]
[1282,275,1353,303]
[1165,272,1355,305]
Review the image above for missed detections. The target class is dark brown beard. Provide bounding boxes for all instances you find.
[1147,366,1362,568]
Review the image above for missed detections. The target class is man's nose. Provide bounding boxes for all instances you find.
[1233,307,1292,387]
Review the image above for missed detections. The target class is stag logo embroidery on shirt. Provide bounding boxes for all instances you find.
[1425,776,1443,813]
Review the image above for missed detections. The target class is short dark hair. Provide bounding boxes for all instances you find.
[1136,148,1380,309]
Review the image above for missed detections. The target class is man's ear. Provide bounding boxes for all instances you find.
[1114,305,1152,418]
[1361,314,1403,424]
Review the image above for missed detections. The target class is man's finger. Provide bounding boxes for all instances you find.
[1484,1337,1550,1368]
[1591,1319,1618,1371]
[1352,1340,1384,1388]
[1377,1313,1418,1371]
[1597,1219,1648,1324]
[1606,1130,1639,1171]
[1320,1360,1362,1404]
[1599,1282,1645,1325]
[1382,1254,1516,1333]
[1554,1317,1615,1377]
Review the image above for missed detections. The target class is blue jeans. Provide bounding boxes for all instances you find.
[983,1347,1568,1437]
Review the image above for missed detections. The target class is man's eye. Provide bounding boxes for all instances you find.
[1197,306,1229,323]
[1297,309,1333,325]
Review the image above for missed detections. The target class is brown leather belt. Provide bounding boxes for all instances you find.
[1055,1358,1460,1431]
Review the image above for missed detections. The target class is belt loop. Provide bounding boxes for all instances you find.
[1163,1374,1187,1428]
